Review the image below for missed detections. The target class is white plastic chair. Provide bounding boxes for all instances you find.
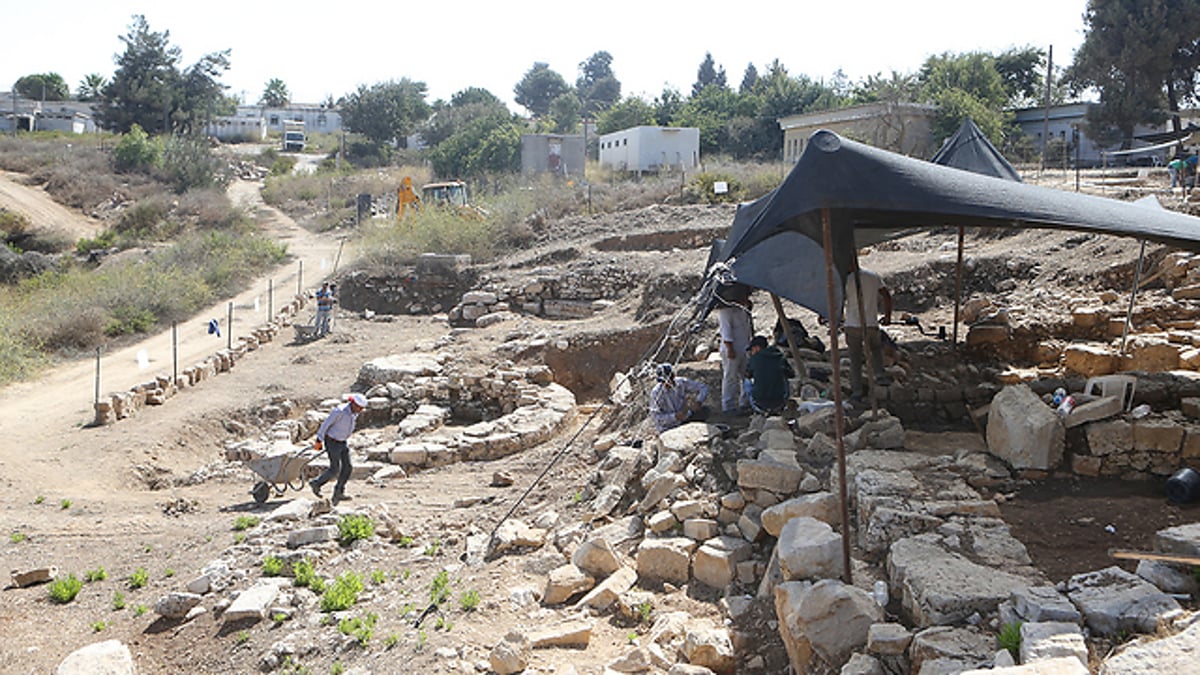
[1083,374,1137,412]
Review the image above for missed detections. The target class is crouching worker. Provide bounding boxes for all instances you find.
[649,363,709,432]
[744,335,793,414]
[309,392,367,504]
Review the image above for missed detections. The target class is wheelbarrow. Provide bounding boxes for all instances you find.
[293,317,321,343]
[244,445,322,503]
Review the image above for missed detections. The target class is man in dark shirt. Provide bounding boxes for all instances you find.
[744,335,793,414]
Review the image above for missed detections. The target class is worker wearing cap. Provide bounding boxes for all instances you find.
[647,363,709,433]
[310,393,366,504]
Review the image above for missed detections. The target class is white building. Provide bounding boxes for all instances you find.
[237,104,342,134]
[598,126,699,173]
[1012,103,1200,167]
[205,115,267,142]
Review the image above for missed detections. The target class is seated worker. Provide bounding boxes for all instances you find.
[648,363,710,432]
[743,335,794,414]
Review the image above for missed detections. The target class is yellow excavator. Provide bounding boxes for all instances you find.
[396,177,486,222]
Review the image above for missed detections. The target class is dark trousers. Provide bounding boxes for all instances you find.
[314,438,351,495]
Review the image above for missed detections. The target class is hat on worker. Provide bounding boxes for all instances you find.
[347,393,367,408]
[747,335,769,352]
[655,363,675,383]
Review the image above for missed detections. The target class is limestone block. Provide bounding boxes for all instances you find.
[489,630,531,675]
[1065,566,1180,637]
[648,510,678,533]
[575,566,637,610]
[1086,419,1132,456]
[155,592,203,619]
[774,581,816,672]
[10,567,57,588]
[55,640,135,675]
[1122,337,1180,372]
[777,517,843,581]
[640,473,686,513]
[737,503,765,542]
[736,458,804,494]
[572,537,621,579]
[529,618,593,648]
[1154,522,1200,558]
[776,579,883,672]
[636,537,697,585]
[1098,620,1200,674]
[761,492,841,536]
[670,499,707,521]
[1063,344,1116,377]
[1011,586,1082,623]
[693,536,753,589]
[1132,419,1185,453]
[683,626,736,674]
[967,324,1010,346]
[1072,307,1107,329]
[493,519,547,553]
[543,564,595,605]
[659,423,717,455]
[867,622,912,656]
[1020,622,1088,668]
[286,525,338,549]
[908,626,995,674]
[224,578,288,621]
[1071,454,1102,476]
[683,518,720,541]
[986,385,1065,470]
[1063,395,1122,429]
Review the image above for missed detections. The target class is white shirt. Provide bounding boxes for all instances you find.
[844,269,883,328]
[716,304,752,353]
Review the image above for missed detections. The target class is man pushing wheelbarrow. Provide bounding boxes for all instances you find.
[309,392,366,505]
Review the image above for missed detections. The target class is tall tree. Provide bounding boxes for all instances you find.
[260,78,290,107]
[341,78,431,145]
[1066,0,1200,143]
[15,73,69,101]
[918,52,1012,146]
[739,63,759,94]
[76,74,108,101]
[428,112,522,178]
[596,96,655,134]
[514,62,571,118]
[652,87,684,126]
[95,15,230,134]
[576,51,621,116]
[692,52,727,96]
[549,92,582,133]
[423,87,509,147]
[994,46,1046,107]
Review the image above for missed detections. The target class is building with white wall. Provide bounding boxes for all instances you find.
[598,126,699,173]
[236,104,342,134]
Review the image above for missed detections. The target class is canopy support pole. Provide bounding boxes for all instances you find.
[953,226,965,347]
[770,293,806,409]
[821,208,853,586]
[849,254,881,417]
[1120,239,1147,354]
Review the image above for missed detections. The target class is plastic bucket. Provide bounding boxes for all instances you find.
[1165,467,1200,504]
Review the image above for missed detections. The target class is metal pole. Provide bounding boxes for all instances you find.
[820,209,852,586]
[332,238,345,275]
[94,346,101,407]
[953,225,965,346]
[227,301,233,350]
[171,322,178,384]
[770,293,806,392]
[1120,240,1147,354]
[1040,45,1053,175]
[268,279,274,319]
[849,256,880,416]
[298,260,304,296]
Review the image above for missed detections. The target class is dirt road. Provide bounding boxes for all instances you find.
[0,171,103,244]
[0,179,350,493]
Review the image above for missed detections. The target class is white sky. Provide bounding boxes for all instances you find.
[1,1,1088,112]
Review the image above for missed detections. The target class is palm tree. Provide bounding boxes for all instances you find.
[76,73,107,101]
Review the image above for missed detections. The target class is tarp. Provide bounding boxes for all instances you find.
[931,117,1022,182]
[715,130,1200,319]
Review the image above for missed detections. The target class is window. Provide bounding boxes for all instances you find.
[317,114,326,128]
[269,115,280,125]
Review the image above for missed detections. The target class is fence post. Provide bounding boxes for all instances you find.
[227,301,233,350]
[268,279,274,319]
[94,346,101,407]
[172,322,178,384]
[297,260,303,296]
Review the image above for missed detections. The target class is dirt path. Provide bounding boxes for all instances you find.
[0,179,349,494]
[0,170,103,243]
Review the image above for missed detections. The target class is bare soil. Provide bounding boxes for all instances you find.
[0,163,1197,673]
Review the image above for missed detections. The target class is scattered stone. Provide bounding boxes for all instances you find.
[683,518,720,541]
[1011,586,1082,623]
[842,653,886,675]
[154,592,203,619]
[777,517,844,581]
[908,626,995,674]
[529,618,594,648]
[1066,566,1181,637]
[224,579,288,622]
[963,656,1090,674]
[1136,560,1199,595]
[286,525,338,549]
[683,626,736,674]
[648,510,679,533]
[693,536,753,589]
[1020,622,1088,668]
[572,537,622,579]
[640,473,687,512]
[775,579,883,672]
[737,504,765,542]
[576,566,637,610]
[265,498,314,522]
[867,622,912,656]
[491,471,514,487]
[761,492,840,535]
[607,647,654,673]
[636,537,697,585]
[55,640,135,675]
[489,630,531,675]
[493,519,547,554]
[543,564,595,605]
[737,458,804,494]
[10,567,57,588]
[1099,619,1200,673]
[986,384,1065,471]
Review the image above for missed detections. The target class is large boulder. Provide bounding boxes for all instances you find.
[777,517,843,581]
[55,640,135,675]
[986,384,1065,470]
[1099,619,1200,674]
[1065,566,1180,637]
[774,579,883,672]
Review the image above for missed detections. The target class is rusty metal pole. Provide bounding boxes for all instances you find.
[770,293,806,396]
[821,209,853,585]
[849,256,880,417]
[953,225,965,347]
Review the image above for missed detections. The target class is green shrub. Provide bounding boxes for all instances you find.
[262,556,284,577]
[308,575,326,594]
[133,604,147,616]
[91,620,107,632]
[270,155,297,176]
[320,572,364,612]
[337,514,375,544]
[84,567,107,582]
[370,570,386,585]
[10,532,27,543]
[60,499,71,509]
[103,306,156,337]
[233,515,260,531]
[128,567,149,589]
[458,589,481,611]
[998,621,1022,659]
[49,574,83,603]
[337,612,378,646]
[113,125,161,173]
[429,570,450,605]
[112,591,126,610]
[159,134,228,193]
[293,559,316,588]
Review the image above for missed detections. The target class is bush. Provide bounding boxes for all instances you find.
[459,589,480,611]
[320,572,364,612]
[49,574,83,603]
[262,556,284,577]
[128,567,149,589]
[113,125,161,173]
[292,559,316,588]
[158,134,228,194]
[429,570,450,605]
[998,621,1022,659]
[84,567,107,582]
[232,515,260,531]
[338,612,378,646]
[337,514,375,544]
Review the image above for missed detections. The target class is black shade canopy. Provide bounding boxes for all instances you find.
[931,117,1022,182]
[714,130,1200,319]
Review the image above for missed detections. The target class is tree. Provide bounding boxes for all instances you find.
[692,52,727,96]
[739,63,759,94]
[918,52,1013,148]
[428,112,522,178]
[76,74,108,102]
[260,78,290,107]
[15,73,69,101]
[95,15,231,134]
[994,46,1046,107]
[549,92,581,133]
[1066,0,1200,143]
[514,63,571,118]
[596,96,655,135]
[341,78,431,145]
[576,51,621,116]
[849,71,921,105]
[423,87,509,147]
[652,88,684,126]
[673,85,738,155]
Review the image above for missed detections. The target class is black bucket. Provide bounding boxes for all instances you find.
[1165,467,1200,504]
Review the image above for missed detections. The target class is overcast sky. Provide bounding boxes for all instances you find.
[2,0,1088,112]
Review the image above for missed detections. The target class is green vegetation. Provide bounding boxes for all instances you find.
[33,495,44,504]
[429,570,451,605]
[49,574,83,603]
[60,499,71,510]
[235,630,250,645]
[459,589,481,611]
[370,570,386,585]
[233,515,261,531]
[637,600,653,623]
[423,539,441,557]
[91,620,107,632]
[384,633,399,649]
[128,567,149,589]
[433,615,452,632]
[262,556,284,577]
[331,663,345,675]
[112,591,126,610]
[163,568,175,578]
[293,559,317,588]
[320,572,364,612]
[396,536,415,548]
[998,621,1023,659]
[84,567,107,582]
[9,532,27,543]
[272,612,289,624]
[415,629,427,652]
[337,514,376,544]
[133,604,148,617]
[337,612,378,646]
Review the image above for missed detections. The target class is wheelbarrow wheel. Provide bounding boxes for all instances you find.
[252,481,270,504]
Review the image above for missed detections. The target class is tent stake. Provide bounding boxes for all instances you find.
[1120,239,1147,354]
[821,208,853,586]
[953,225,964,347]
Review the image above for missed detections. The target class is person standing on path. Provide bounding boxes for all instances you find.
[714,283,753,413]
[310,393,366,504]
[844,268,893,400]
[315,282,336,337]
